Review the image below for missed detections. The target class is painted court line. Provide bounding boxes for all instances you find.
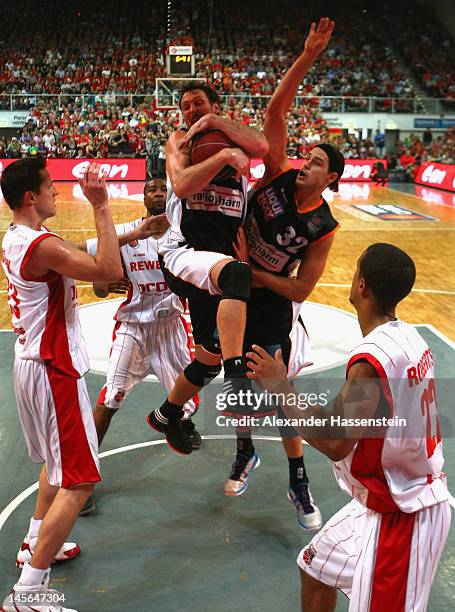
[0,437,283,534]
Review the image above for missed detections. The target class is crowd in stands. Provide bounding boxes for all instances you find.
[0,0,435,111]
[380,1,455,106]
[0,0,453,182]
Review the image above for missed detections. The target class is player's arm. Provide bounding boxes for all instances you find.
[179,115,269,158]
[251,233,335,302]
[246,347,381,461]
[23,164,123,283]
[263,18,334,178]
[167,129,250,199]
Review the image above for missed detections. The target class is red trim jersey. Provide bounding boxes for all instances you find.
[333,320,447,513]
[86,221,185,324]
[2,224,89,378]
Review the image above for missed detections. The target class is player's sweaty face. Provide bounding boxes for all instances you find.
[181,90,218,127]
[144,180,166,215]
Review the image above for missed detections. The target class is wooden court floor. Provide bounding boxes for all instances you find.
[1,180,454,339]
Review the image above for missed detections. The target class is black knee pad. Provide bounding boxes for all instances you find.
[217,260,252,302]
[184,359,222,388]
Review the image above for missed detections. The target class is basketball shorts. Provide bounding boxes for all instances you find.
[97,317,198,416]
[159,243,232,298]
[297,498,451,611]
[14,358,101,489]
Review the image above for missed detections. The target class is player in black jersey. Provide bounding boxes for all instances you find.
[224,18,343,531]
[147,82,269,454]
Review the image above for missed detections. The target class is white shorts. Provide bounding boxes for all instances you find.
[288,309,311,379]
[160,242,232,296]
[14,358,101,489]
[297,498,451,611]
[98,316,198,417]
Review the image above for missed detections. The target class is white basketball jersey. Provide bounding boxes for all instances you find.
[2,224,89,377]
[333,320,447,513]
[87,220,184,324]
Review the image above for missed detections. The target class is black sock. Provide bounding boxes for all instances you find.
[157,399,184,421]
[224,356,247,378]
[236,433,254,457]
[288,456,308,488]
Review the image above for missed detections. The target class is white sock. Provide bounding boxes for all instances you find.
[28,517,42,539]
[17,563,50,588]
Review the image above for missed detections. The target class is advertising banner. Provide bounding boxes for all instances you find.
[249,158,387,182]
[0,158,146,181]
[414,161,455,193]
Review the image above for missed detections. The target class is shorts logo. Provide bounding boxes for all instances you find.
[257,186,285,221]
[302,544,316,566]
[128,240,139,248]
[114,390,125,403]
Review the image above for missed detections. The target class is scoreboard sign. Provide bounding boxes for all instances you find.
[167,45,194,76]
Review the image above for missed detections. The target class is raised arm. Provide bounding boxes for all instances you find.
[166,129,250,199]
[23,164,123,283]
[263,18,334,176]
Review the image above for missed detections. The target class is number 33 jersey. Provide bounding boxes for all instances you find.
[334,319,448,513]
[1,224,89,377]
[246,168,339,276]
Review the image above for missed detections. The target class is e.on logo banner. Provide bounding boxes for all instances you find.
[415,161,455,193]
[0,158,146,181]
[249,159,387,182]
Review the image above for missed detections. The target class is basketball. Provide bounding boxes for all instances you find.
[191,129,237,181]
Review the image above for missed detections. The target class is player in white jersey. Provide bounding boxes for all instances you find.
[245,243,450,611]
[86,180,201,449]
[1,158,123,612]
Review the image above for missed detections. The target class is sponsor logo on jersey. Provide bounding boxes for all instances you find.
[244,217,290,272]
[114,390,125,403]
[257,185,285,221]
[307,213,324,236]
[129,260,161,271]
[138,281,168,294]
[128,240,139,248]
[302,544,316,565]
[187,185,244,218]
[353,204,437,221]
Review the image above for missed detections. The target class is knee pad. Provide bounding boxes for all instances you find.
[184,359,222,388]
[217,260,252,302]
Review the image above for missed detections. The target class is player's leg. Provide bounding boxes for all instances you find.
[300,570,337,612]
[148,295,222,454]
[7,361,100,609]
[297,499,366,612]
[149,315,202,449]
[93,321,149,446]
[210,259,253,392]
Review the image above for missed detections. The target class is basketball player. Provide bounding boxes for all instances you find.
[1,158,122,610]
[87,180,201,448]
[223,19,342,531]
[147,82,270,454]
[246,243,451,612]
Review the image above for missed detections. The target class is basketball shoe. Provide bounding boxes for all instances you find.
[16,521,80,568]
[287,483,322,531]
[147,410,193,455]
[181,418,202,450]
[224,451,260,496]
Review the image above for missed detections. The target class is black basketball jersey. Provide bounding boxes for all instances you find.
[245,168,339,277]
[166,174,249,257]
